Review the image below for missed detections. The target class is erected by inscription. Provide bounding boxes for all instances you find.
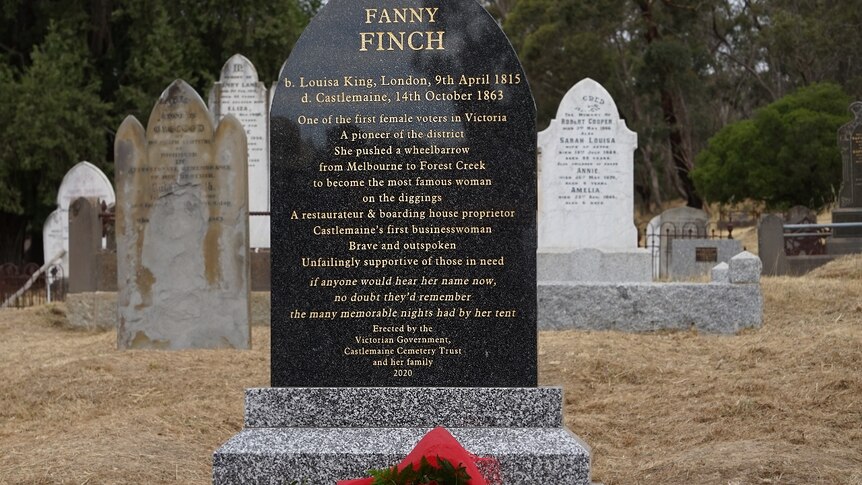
[270,0,537,387]
[115,80,251,350]
[538,78,637,250]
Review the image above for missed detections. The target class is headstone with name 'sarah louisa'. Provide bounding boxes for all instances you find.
[538,78,637,250]
[210,54,272,248]
[213,1,591,483]
[270,0,538,388]
[114,80,251,350]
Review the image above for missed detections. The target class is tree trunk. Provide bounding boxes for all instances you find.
[0,212,27,265]
[635,0,704,209]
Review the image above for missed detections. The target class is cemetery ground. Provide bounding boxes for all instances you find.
[0,257,860,484]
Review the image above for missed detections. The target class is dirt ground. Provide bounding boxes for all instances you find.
[0,257,860,484]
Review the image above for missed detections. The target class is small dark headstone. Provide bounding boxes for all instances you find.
[270,0,537,387]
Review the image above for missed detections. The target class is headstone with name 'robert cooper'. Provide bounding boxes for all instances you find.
[210,54,271,248]
[213,1,591,483]
[538,78,637,250]
[114,80,250,350]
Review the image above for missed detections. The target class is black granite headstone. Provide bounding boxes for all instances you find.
[271,0,537,387]
[837,101,862,209]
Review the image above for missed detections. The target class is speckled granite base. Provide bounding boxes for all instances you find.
[213,388,591,484]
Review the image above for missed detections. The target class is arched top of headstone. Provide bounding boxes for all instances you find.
[850,101,862,120]
[219,54,261,83]
[559,78,626,125]
[56,161,115,210]
[146,79,213,137]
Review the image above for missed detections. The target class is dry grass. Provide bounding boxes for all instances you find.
[1,267,861,484]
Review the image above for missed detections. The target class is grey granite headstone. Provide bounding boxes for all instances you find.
[210,54,271,248]
[115,79,251,350]
[214,1,590,483]
[668,239,743,281]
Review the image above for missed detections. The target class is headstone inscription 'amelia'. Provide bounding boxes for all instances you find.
[214,2,590,483]
[114,80,251,350]
[538,78,637,250]
[210,54,271,248]
[271,1,537,388]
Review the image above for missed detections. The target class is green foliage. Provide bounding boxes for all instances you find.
[0,0,317,262]
[0,21,109,216]
[692,83,852,210]
[368,456,471,485]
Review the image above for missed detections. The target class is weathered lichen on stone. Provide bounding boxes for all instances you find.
[115,79,250,350]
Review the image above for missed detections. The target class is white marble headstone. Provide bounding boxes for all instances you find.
[42,209,67,278]
[115,79,250,350]
[538,78,637,250]
[210,54,270,248]
[56,161,115,210]
[44,162,115,277]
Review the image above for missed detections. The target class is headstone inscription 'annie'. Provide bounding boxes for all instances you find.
[210,54,271,248]
[538,78,637,250]
[271,1,537,387]
[114,80,251,350]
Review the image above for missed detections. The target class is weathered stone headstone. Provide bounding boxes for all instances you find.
[210,54,271,248]
[538,78,637,249]
[214,1,590,483]
[646,206,710,279]
[56,161,115,211]
[115,80,250,350]
[832,101,862,242]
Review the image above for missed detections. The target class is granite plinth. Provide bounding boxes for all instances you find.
[245,387,561,428]
[214,427,589,485]
[537,248,651,283]
[710,262,729,284]
[538,281,762,334]
[213,387,590,484]
[728,251,762,284]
